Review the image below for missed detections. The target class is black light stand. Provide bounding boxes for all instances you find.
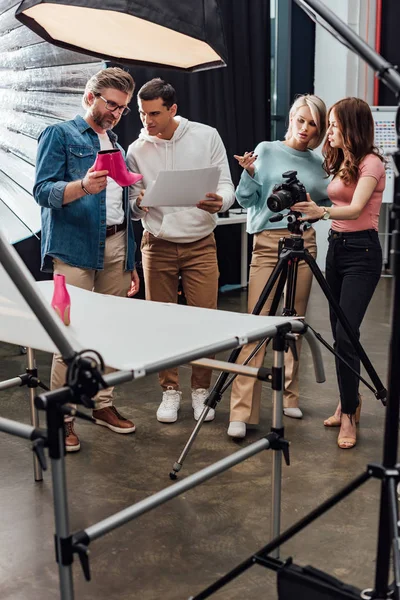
[187,1,400,598]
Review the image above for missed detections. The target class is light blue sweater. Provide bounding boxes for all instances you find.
[236,140,330,234]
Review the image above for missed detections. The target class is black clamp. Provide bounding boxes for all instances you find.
[367,463,400,481]
[55,531,91,581]
[266,429,290,466]
[205,388,222,409]
[375,387,387,404]
[30,427,48,470]
[271,366,284,391]
[19,369,50,391]
[285,334,298,362]
[391,203,400,214]
[257,367,272,382]
[32,437,47,470]
[66,352,107,409]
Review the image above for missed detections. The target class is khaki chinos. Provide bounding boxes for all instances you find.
[141,231,219,390]
[51,230,132,414]
[230,227,317,424]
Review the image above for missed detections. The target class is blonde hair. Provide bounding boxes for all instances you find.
[82,67,135,109]
[285,94,327,149]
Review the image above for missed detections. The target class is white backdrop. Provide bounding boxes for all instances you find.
[0,257,301,372]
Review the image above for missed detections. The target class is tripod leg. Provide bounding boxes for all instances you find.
[282,256,299,316]
[252,254,289,316]
[303,250,386,397]
[170,256,290,478]
[209,253,288,405]
[219,265,288,395]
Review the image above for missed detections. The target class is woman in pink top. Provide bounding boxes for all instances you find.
[293,97,385,449]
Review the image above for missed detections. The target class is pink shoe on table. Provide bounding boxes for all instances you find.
[51,273,71,326]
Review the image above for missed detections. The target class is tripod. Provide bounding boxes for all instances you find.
[171,212,387,479]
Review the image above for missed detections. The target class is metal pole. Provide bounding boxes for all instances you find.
[373,108,400,598]
[104,321,306,388]
[27,348,42,482]
[84,438,271,543]
[294,0,400,96]
[43,400,75,600]
[302,327,325,383]
[190,358,268,379]
[0,376,24,391]
[270,344,284,559]
[190,469,371,600]
[0,417,36,439]
[51,456,74,600]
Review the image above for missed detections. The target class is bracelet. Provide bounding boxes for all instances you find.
[81,179,90,195]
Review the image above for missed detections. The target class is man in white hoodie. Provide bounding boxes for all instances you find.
[127,78,235,424]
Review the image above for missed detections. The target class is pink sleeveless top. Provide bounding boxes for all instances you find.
[328,154,385,232]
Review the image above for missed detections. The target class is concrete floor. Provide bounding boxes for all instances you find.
[0,277,394,600]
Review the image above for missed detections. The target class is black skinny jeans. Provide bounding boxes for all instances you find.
[325,229,382,415]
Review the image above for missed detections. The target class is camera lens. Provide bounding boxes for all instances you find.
[267,190,292,213]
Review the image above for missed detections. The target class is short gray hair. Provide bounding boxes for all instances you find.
[82,67,135,109]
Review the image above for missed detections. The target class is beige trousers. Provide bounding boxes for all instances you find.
[141,232,219,390]
[230,227,317,424]
[51,230,132,412]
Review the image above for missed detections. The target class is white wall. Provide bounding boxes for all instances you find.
[312,0,378,268]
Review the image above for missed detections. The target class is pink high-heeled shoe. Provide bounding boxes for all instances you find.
[51,274,71,326]
[93,149,143,187]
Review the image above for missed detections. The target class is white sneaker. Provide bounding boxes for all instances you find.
[157,387,182,423]
[191,388,215,421]
[283,407,303,419]
[227,421,246,438]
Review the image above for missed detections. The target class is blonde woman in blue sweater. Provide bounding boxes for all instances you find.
[229,94,329,438]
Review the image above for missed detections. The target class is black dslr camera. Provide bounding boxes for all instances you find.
[267,170,307,213]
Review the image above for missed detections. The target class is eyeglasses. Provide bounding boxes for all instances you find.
[96,94,131,116]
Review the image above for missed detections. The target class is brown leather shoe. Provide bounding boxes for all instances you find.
[64,421,80,452]
[92,406,135,434]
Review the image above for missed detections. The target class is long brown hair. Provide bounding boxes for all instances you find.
[322,97,384,184]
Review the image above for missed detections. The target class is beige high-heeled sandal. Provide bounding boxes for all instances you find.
[323,414,341,427]
[337,412,359,449]
[324,394,362,428]
[337,435,356,449]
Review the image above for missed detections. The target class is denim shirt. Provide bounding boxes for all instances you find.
[34,115,135,272]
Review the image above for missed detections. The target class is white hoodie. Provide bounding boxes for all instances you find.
[126,117,235,243]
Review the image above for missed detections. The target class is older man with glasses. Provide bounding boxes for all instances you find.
[34,67,140,452]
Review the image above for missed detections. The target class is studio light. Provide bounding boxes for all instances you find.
[15,0,227,72]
